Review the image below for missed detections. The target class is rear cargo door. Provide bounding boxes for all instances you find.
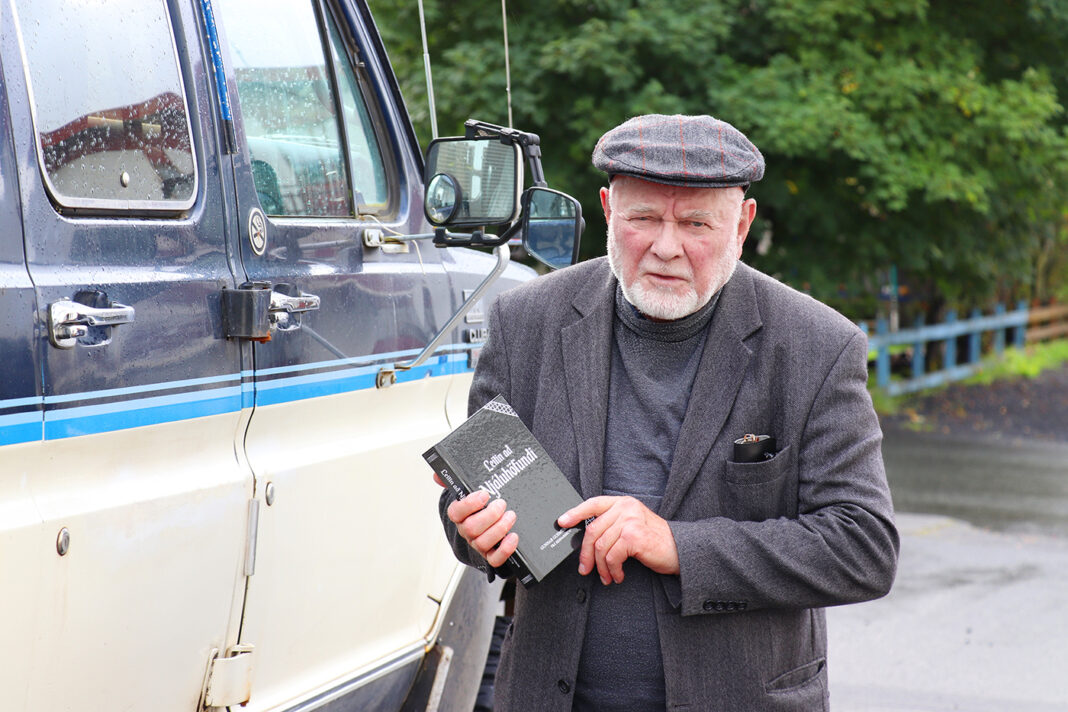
[0,1,253,709]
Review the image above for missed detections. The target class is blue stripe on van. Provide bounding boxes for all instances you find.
[43,373,241,405]
[45,387,243,439]
[0,346,476,443]
[0,411,43,446]
[252,352,469,406]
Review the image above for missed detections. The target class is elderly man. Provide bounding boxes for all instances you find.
[438,114,898,711]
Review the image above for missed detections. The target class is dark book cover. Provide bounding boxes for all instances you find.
[424,395,584,586]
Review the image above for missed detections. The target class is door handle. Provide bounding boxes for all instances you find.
[268,286,319,332]
[269,290,320,315]
[49,298,135,349]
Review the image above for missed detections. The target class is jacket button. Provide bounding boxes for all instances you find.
[702,600,714,611]
[558,679,571,694]
[576,589,587,604]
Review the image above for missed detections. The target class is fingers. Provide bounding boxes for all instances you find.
[602,536,632,584]
[571,496,680,583]
[578,506,620,581]
[447,492,518,565]
[592,518,624,584]
[452,495,503,542]
[446,489,491,524]
[433,472,446,488]
[473,508,517,557]
[485,530,519,569]
[557,496,614,529]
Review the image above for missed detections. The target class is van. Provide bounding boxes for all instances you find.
[0,1,580,710]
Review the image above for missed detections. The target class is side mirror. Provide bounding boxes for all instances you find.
[521,188,583,270]
[424,137,523,228]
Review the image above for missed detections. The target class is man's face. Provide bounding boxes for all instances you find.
[602,176,756,321]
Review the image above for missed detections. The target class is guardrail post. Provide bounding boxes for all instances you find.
[1014,300,1027,348]
[994,303,1006,354]
[912,314,925,379]
[876,317,890,388]
[969,308,982,364]
[944,310,957,368]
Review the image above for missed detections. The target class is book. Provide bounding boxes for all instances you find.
[424,395,584,587]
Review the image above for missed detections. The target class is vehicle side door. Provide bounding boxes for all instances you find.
[210,1,466,708]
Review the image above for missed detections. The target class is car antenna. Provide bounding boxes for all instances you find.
[416,0,438,138]
[501,0,513,128]
[417,1,514,136]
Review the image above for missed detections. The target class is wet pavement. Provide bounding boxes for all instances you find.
[828,426,1068,711]
[879,426,1068,537]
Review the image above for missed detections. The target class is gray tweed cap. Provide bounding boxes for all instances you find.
[592,114,764,189]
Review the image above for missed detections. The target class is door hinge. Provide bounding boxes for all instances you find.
[201,644,255,709]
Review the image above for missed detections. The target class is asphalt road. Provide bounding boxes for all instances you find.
[828,427,1068,711]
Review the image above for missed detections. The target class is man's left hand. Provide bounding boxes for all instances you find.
[557,496,679,585]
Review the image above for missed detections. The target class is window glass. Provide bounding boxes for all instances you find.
[13,0,197,210]
[216,0,351,217]
[325,11,389,210]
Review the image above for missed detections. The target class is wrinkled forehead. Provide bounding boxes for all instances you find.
[610,175,743,215]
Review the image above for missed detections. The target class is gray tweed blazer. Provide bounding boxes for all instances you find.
[440,257,898,712]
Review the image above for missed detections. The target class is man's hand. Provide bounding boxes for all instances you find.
[444,489,518,569]
[558,496,679,585]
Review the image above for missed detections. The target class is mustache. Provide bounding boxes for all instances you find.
[638,260,693,281]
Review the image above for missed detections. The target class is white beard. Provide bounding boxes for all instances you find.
[607,224,738,321]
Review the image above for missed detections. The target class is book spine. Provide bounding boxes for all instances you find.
[423,447,536,586]
[423,447,469,501]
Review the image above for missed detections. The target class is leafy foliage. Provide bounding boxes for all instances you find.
[368,0,1068,318]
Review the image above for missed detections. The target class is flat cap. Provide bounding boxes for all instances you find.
[592,114,764,189]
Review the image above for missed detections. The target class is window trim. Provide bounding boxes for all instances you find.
[10,0,199,216]
[319,0,399,219]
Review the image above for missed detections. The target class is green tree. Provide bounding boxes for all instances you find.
[369,0,1068,318]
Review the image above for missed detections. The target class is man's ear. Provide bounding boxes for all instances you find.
[600,186,611,224]
[736,198,757,254]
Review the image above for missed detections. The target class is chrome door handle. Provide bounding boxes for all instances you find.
[269,290,320,314]
[49,299,135,349]
[268,288,319,332]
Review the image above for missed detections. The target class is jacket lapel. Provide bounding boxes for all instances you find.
[659,265,763,519]
[561,264,616,499]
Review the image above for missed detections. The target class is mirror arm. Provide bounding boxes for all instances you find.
[433,220,520,248]
[376,243,511,389]
[381,230,472,243]
[376,224,519,246]
[523,143,546,188]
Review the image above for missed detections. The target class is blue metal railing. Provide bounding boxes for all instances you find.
[860,301,1029,396]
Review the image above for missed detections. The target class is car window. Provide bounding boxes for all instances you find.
[325,9,389,211]
[216,0,391,218]
[12,0,197,211]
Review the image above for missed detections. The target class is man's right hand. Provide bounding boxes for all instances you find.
[445,489,519,568]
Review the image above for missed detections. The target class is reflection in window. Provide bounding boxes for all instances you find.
[217,0,391,218]
[14,0,196,209]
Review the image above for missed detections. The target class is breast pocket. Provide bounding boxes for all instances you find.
[721,445,793,521]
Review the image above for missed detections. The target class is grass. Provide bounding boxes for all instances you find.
[867,376,902,416]
[963,339,1068,385]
